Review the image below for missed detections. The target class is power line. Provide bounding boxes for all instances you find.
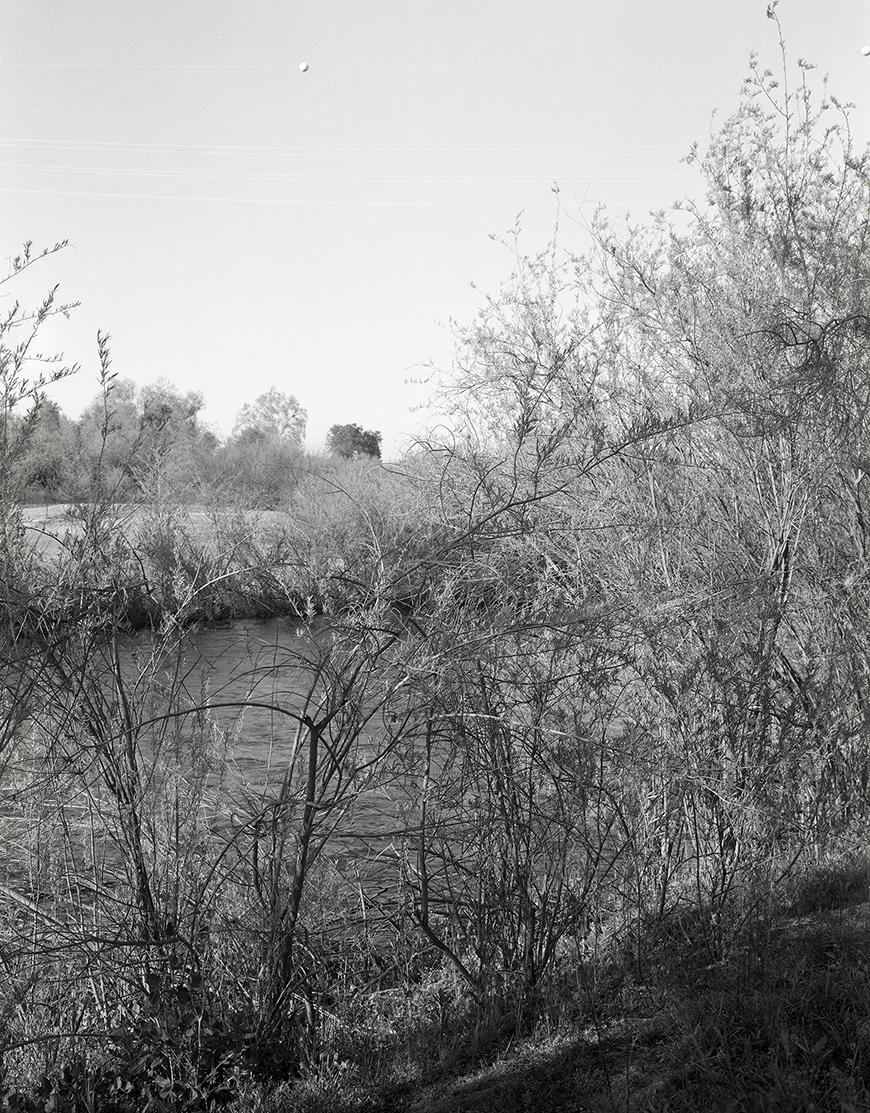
[0,184,681,208]
[2,60,519,71]
[0,162,688,185]
[0,184,582,207]
[0,138,689,158]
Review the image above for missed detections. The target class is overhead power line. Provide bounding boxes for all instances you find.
[0,138,689,158]
[0,184,673,208]
[4,60,521,70]
[0,184,582,207]
[0,162,688,185]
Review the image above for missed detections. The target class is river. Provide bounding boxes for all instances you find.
[127,617,419,877]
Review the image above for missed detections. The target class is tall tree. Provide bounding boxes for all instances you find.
[326,423,382,459]
[232,387,307,445]
[75,377,215,501]
[18,399,77,500]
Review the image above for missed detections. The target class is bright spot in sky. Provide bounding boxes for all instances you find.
[862,45,870,56]
[299,61,310,72]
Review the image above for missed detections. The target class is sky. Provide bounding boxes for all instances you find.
[2,1,869,457]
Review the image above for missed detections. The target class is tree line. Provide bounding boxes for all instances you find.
[10,376,382,510]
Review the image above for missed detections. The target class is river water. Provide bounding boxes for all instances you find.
[3,615,621,927]
[129,617,417,877]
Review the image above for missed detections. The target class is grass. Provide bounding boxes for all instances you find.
[17,496,429,624]
[17,502,317,626]
[370,861,870,1113]
[88,854,857,1113]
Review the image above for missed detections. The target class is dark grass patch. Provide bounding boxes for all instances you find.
[785,857,869,917]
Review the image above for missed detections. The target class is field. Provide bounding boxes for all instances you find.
[20,503,293,559]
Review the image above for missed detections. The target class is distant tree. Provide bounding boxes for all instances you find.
[0,240,79,519]
[18,399,77,500]
[133,380,215,501]
[75,377,216,501]
[326,423,382,459]
[232,388,307,445]
[74,377,141,497]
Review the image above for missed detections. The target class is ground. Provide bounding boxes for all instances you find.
[384,896,870,1113]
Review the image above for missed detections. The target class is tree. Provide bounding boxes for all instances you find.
[75,377,215,501]
[18,399,77,500]
[326,423,382,459]
[0,239,78,559]
[133,379,214,501]
[232,387,307,445]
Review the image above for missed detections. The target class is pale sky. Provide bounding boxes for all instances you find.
[2,1,868,456]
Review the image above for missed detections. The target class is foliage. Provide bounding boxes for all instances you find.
[15,400,78,501]
[68,375,218,506]
[326,424,382,460]
[216,434,303,510]
[0,242,78,557]
[233,387,307,446]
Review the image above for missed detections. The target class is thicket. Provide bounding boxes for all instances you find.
[1,39,870,1111]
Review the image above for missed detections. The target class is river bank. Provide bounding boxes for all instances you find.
[17,502,329,627]
[16,500,432,628]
